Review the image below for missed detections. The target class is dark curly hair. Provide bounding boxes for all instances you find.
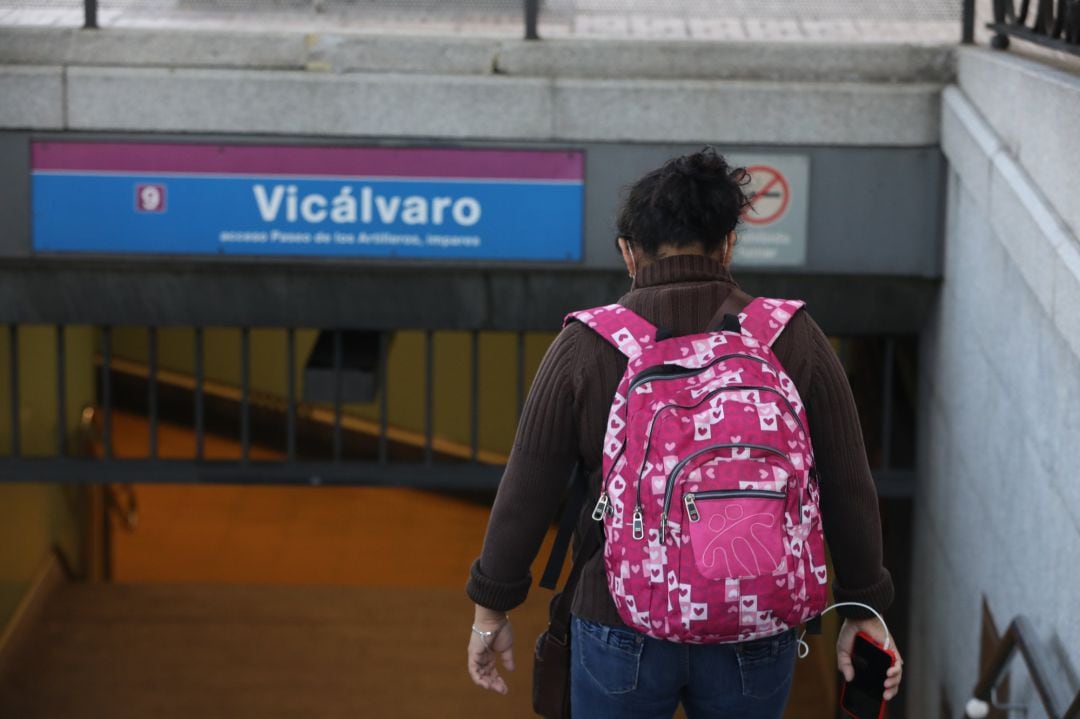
[615,148,753,257]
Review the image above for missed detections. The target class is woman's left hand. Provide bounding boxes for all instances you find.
[467,606,515,695]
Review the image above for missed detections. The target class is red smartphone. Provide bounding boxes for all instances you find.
[839,631,897,719]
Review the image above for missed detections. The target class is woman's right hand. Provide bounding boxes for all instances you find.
[467,606,515,695]
[836,617,904,701]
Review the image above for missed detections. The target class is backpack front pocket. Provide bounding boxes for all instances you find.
[683,490,787,580]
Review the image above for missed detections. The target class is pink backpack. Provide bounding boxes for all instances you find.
[565,298,828,643]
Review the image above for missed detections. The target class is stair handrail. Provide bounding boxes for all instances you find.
[965,614,1080,718]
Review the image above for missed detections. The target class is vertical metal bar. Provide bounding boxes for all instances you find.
[84,0,98,29]
[148,326,158,460]
[516,331,526,420]
[881,338,896,470]
[425,329,434,466]
[963,0,976,43]
[101,326,111,460]
[9,325,19,458]
[240,327,250,463]
[524,0,540,39]
[102,502,112,581]
[378,331,389,465]
[989,0,1007,25]
[56,325,66,457]
[470,331,480,463]
[194,327,204,460]
[286,328,296,462]
[332,329,343,462]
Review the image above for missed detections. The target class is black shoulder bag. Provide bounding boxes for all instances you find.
[532,466,602,719]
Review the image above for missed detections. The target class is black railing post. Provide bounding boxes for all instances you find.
[524,0,540,40]
[962,0,976,43]
[84,0,98,29]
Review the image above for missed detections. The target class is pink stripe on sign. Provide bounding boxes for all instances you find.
[31,141,585,181]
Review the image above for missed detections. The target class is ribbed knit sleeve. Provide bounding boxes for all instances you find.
[793,314,895,619]
[465,325,583,612]
[467,254,897,627]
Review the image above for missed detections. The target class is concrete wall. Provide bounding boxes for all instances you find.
[910,48,1080,717]
[0,26,950,335]
[0,28,947,145]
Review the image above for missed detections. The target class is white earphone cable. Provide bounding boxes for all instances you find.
[796,602,891,659]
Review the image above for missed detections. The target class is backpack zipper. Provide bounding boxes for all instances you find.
[683,489,786,523]
[629,384,808,529]
[591,442,626,521]
[660,443,790,540]
[627,352,768,392]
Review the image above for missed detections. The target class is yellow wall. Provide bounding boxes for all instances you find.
[110,328,557,457]
[0,323,556,626]
[0,326,95,629]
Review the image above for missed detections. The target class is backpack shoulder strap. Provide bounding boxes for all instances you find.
[564,304,657,358]
[739,297,806,347]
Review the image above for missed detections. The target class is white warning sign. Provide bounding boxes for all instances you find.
[728,155,809,267]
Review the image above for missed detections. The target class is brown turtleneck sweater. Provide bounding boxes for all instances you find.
[467,255,894,624]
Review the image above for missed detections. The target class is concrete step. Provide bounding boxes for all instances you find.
[0,578,843,718]
[0,581,546,718]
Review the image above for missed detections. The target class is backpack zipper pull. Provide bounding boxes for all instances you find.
[632,506,644,540]
[591,493,610,522]
[683,493,700,523]
[659,511,668,541]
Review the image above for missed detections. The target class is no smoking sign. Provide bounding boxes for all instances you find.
[741,165,790,226]
[727,153,808,267]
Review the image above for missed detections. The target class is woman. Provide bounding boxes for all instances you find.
[465,149,902,717]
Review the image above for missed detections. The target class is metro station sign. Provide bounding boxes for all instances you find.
[30,141,585,262]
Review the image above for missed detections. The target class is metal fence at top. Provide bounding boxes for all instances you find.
[0,0,961,39]
[981,0,1080,57]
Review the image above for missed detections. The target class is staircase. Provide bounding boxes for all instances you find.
[0,581,545,719]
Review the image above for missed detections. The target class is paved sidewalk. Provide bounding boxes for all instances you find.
[0,0,960,42]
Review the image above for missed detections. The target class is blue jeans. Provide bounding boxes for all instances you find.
[570,615,796,719]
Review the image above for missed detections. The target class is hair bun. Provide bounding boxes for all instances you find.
[673,147,732,183]
[615,147,752,258]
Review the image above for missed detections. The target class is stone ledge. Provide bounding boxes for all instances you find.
[553,78,942,145]
[65,66,554,139]
[958,46,1080,242]
[0,27,308,70]
[0,65,64,130]
[0,27,955,83]
[59,66,943,145]
[1053,238,1080,362]
[496,39,955,82]
[940,85,1000,203]
[943,82,1080,364]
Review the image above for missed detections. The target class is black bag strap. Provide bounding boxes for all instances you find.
[538,464,602,643]
[540,464,590,590]
[547,527,602,643]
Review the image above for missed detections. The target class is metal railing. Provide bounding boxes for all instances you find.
[965,0,1080,56]
[1,324,527,490]
[1,323,917,503]
[965,610,1080,718]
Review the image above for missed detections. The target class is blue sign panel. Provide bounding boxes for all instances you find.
[31,142,585,262]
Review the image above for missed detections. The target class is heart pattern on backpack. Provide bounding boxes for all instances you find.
[565,298,828,644]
